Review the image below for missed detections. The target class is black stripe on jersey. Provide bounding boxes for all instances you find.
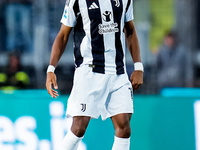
[111,0,124,74]
[126,0,131,12]
[73,1,84,67]
[86,0,105,74]
[73,0,79,17]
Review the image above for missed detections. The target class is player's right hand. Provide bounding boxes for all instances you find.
[130,70,143,91]
[46,72,59,98]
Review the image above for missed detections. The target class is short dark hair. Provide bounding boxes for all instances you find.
[166,31,176,39]
[8,50,21,59]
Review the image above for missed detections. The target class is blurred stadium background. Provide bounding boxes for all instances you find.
[0,0,200,149]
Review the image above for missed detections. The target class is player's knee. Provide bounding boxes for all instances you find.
[115,124,131,138]
[121,126,131,137]
[71,116,90,137]
[73,126,87,137]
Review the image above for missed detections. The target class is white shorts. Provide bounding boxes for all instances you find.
[66,66,134,120]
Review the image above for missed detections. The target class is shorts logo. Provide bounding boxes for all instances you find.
[128,87,133,100]
[81,104,86,112]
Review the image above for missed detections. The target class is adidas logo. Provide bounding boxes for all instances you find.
[89,2,99,10]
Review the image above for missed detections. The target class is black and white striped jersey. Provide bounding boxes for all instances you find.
[61,0,134,74]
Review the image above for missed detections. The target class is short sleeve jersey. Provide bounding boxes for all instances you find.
[61,0,134,74]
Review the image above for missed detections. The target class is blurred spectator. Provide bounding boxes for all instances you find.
[156,31,193,90]
[0,51,31,90]
[5,0,32,52]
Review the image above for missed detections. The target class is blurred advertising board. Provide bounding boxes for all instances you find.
[194,100,200,150]
[0,89,199,150]
[0,90,114,150]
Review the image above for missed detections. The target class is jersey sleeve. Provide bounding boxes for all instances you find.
[60,0,78,27]
[125,0,134,22]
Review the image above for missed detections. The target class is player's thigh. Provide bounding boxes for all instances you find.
[71,116,90,130]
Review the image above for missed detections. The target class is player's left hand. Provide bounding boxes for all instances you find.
[46,72,59,98]
[130,71,143,90]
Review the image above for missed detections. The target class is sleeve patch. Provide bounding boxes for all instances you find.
[64,9,67,19]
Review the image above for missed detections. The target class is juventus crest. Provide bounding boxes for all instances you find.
[81,104,86,112]
[113,0,120,7]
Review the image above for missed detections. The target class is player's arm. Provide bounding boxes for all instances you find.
[46,24,73,98]
[124,20,143,90]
